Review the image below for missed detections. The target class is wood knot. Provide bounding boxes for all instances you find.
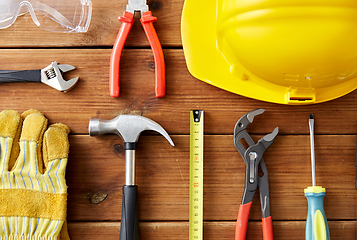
[148,61,155,70]
[89,191,108,204]
[113,144,124,158]
[148,0,163,11]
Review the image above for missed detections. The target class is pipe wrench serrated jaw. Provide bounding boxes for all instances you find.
[258,127,279,149]
[234,109,279,161]
[40,61,79,92]
[244,127,279,168]
[234,108,265,138]
[234,109,265,157]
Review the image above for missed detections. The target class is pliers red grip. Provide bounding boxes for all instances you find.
[236,202,274,240]
[110,3,165,98]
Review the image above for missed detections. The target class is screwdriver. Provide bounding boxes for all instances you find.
[305,114,330,240]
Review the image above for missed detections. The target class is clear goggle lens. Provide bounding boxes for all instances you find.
[0,0,92,33]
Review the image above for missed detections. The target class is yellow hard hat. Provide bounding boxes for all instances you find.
[181,0,357,105]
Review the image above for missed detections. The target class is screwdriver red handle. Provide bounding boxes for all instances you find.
[110,11,134,97]
[140,11,165,98]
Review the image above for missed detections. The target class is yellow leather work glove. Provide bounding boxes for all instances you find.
[0,109,70,240]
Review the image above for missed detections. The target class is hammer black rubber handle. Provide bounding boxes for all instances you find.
[0,70,41,83]
[120,185,140,240]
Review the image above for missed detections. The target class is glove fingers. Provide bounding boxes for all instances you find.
[0,110,22,138]
[0,110,22,172]
[43,123,70,166]
[19,110,48,173]
[20,110,48,142]
[41,124,70,194]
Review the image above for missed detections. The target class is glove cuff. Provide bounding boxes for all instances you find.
[0,216,64,239]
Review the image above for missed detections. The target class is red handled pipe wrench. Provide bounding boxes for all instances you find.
[234,109,278,240]
[110,0,165,98]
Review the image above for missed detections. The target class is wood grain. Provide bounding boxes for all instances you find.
[0,0,183,48]
[67,221,356,240]
[66,135,356,221]
[0,0,356,238]
[0,49,356,135]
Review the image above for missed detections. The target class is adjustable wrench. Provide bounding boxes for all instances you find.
[0,61,79,92]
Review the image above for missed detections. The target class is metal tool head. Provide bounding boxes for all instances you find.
[241,127,278,205]
[234,109,265,157]
[244,127,279,165]
[40,61,79,92]
[234,109,265,138]
[257,127,279,150]
[126,0,148,14]
[89,114,175,147]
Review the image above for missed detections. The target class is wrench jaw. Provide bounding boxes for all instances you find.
[244,127,279,171]
[247,109,265,123]
[234,108,266,157]
[258,127,279,149]
[40,61,79,92]
[234,108,265,138]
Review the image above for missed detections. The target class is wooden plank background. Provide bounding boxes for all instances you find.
[0,0,356,239]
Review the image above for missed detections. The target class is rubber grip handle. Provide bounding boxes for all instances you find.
[235,202,252,240]
[110,11,134,97]
[262,216,274,240]
[305,191,330,240]
[0,69,41,83]
[120,185,140,240]
[140,11,165,98]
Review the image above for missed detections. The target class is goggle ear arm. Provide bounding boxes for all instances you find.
[16,2,40,26]
[26,3,40,26]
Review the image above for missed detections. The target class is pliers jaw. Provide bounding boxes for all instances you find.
[126,0,149,14]
[234,109,265,136]
[234,108,265,155]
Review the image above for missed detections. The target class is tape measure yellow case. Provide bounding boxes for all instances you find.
[190,110,204,240]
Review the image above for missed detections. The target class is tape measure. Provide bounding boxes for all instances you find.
[189,110,204,240]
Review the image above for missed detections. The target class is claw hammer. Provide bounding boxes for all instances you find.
[88,115,174,240]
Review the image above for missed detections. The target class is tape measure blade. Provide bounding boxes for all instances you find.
[189,110,203,240]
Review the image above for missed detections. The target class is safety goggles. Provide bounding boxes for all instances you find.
[0,0,92,33]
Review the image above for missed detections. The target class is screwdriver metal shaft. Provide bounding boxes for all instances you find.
[305,114,330,240]
[309,114,316,187]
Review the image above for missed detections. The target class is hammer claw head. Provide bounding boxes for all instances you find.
[88,115,175,147]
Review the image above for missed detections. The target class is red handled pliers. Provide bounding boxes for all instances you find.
[110,0,165,98]
[234,109,278,240]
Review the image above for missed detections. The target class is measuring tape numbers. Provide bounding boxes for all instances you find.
[189,110,204,240]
